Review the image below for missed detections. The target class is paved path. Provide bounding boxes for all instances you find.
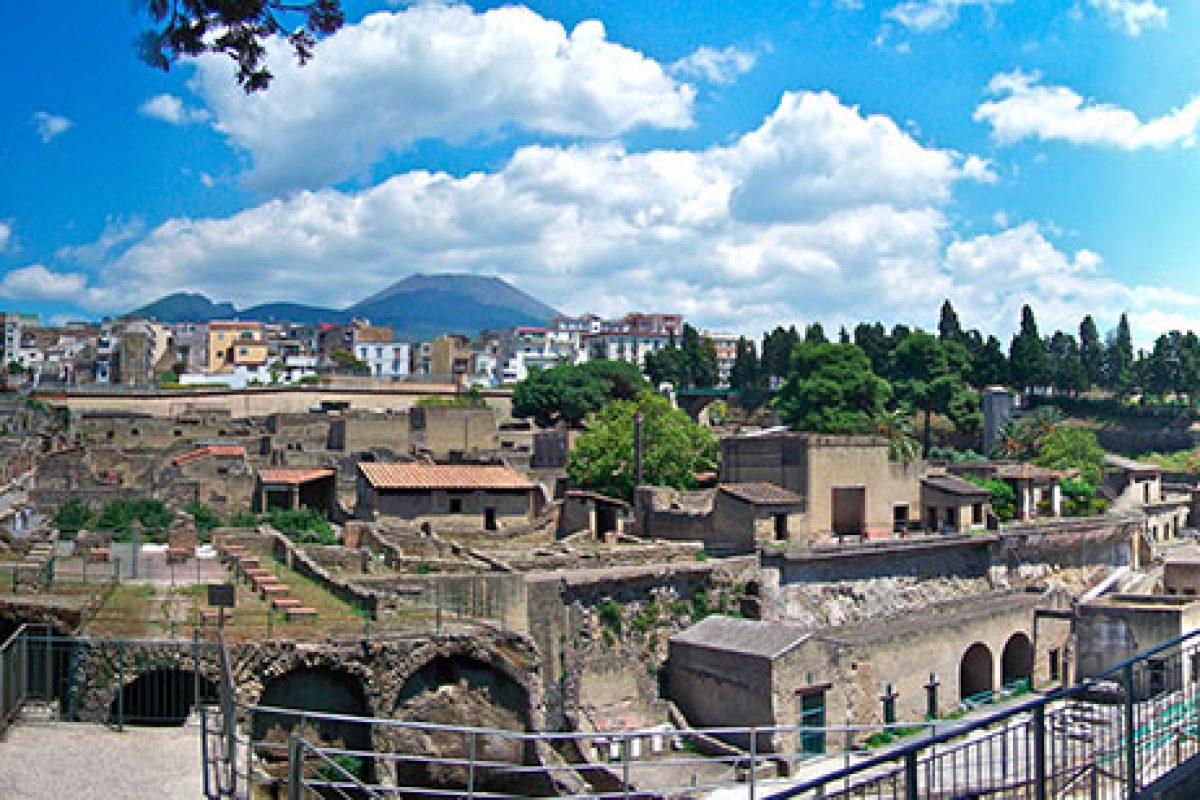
[0,721,202,799]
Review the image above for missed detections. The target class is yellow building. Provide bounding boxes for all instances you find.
[206,321,268,374]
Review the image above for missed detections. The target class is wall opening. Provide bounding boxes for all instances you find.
[484,507,497,531]
[110,668,217,726]
[253,667,374,782]
[831,487,865,535]
[392,654,536,794]
[774,513,788,542]
[959,643,994,701]
[1001,633,1034,687]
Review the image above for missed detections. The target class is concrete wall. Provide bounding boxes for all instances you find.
[360,486,534,530]
[1074,597,1200,678]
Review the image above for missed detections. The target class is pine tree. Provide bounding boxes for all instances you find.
[1079,315,1103,388]
[1104,313,1135,396]
[1009,305,1048,393]
[938,299,964,343]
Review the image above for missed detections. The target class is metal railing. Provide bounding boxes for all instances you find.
[766,629,1200,799]
[0,623,30,736]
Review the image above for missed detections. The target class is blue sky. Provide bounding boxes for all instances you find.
[3,0,1199,344]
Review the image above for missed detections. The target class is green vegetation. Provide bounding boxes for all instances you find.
[597,599,623,637]
[643,324,720,389]
[415,387,486,408]
[53,498,93,537]
[689,589,711,622]
[567,391,717,501]
[316,753,364,784]
[1033,425,1105,487]
[864,725,927,749]
[963,475,1016,522]
[775,342,890,434]
[513,359,647,428]
[54,498,176,540]
[184,501,221,533]
[264,508,336,544]
[631,599,660,634]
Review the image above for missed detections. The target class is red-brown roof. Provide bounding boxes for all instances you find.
[358,463,534,491]
[258,467,336,485]
[173,444,246,466]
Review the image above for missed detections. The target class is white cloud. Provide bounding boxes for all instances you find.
[32,112,72,143]
[671,45,757,85]
[0,221,11,252]
[1086,0,1167,36]
[190,3,696,190]
[885,0,1013,32]
[56,218,145,267]
[0,265,89,301]
[975,70,1200,149]
[138,93,210,125]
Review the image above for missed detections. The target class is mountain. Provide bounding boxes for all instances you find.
[133,273,559,340]
[348,274,559,340]
[134,292,238,322]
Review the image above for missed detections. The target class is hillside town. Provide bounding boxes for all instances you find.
[7,0,1200,797]
[5,287,1200,796]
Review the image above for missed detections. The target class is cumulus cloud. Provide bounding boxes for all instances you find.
[1086,0,1167,36]
[32,112,72,143]
[56,218,145,267]
[138,94,210,125]
[64,90,1085,340]
[885,0,1013,32]
[0,265,89,301]
[189,3,696,190]
[671,45,757,85]
[975,70,1200,149]
[0,221,12,252]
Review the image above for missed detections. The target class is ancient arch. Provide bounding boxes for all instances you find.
[109,667,217,726]
[960,642,994,701]
[1001,632,1034,687]
[387,651,543,795]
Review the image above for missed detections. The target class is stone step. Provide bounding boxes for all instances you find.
[284,607,317,621]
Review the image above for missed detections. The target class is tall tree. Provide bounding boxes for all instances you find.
[137,0,345,92]
[776,342,891,434]
[937,299,964,343]
[854,322,890,377]
[728,337,760,391]
[1009,305,1049,393]
[1079,315,1104,388]
[890,331,964,456]
[970,335,1008,387]
[804,322,828,344]
[760,325,800,383]
[1104,313,1135,396]
[567,392,718,501]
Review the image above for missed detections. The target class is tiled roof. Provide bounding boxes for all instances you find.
[358,463,535,491]
[173,444,246,466]
[922,473,991,497]
[258,467,336,485]
[719,482,804,505]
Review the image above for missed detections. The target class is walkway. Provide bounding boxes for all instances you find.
[0,720,202,799]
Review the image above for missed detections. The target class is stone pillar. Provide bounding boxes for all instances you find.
[1051,484,1062,518]
[1021,483,1032,521]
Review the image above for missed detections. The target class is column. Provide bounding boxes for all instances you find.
[1051,484,1062,517]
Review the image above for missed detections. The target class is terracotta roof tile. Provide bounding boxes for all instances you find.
[358,463,534,491]
[173,444,246,466]
[258,467,336,485]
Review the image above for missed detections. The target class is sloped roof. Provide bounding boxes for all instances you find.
[358,462,535,491]
[670,615,809,660]
[922,473,991,497]
[173,444,246,466]
[719,482,804,506]
[1104,454,1161,474]
[258,467,336,485]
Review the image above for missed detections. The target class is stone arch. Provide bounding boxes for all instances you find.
[110,667,217,726]
[75,641,225,724]
[385,648,543,795]
[1001,632,1034,687]
[960,642,994,701]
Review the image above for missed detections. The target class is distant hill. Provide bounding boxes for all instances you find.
[133,274,559,340]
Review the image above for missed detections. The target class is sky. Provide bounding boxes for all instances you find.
[3,0,1200,345]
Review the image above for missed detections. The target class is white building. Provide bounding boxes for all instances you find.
[496,326,578,383]
[354,341,410,379]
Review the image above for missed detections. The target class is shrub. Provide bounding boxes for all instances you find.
[265,508,336,545]
[184,501,222,533]
[54,499,93,536]
[597,599,623,635]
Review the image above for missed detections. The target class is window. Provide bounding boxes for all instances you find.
[449,498,463,514]
[1049,650,1061,682]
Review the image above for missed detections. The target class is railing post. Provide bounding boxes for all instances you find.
[201,707,211,799]
[116,641,125,732]
[1034,703,1047,800]
[749,727,757,800]
[467,730,476,800]
[622,732,631,800]
[288,731,303,800]
[1124,663,1138,799]
[904,750,918,800]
